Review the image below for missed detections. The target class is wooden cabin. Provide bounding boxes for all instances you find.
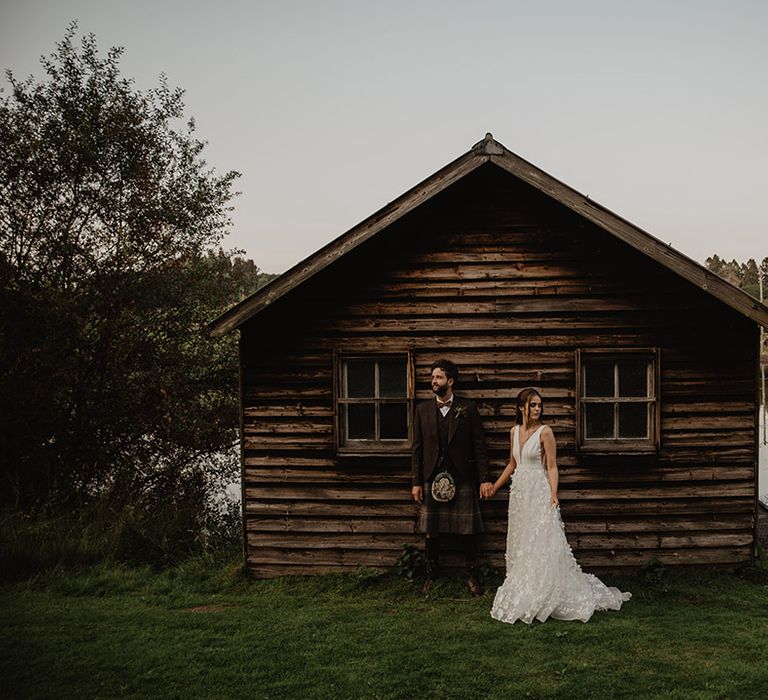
[209,134,768,578]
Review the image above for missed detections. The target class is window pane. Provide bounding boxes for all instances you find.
[585,403,614,438]
[585,362,614,397]
[379,358,407,398]
[618,361,648,397]
[346,360,375,398]
[380,403,408,439]
[346,404,375,439]
[619,403,649,438]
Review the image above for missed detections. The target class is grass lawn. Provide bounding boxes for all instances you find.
[1,554,767,699]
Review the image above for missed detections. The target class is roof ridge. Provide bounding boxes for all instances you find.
[209,134,768,336]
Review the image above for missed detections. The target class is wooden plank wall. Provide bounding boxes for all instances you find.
[240,164,757,578]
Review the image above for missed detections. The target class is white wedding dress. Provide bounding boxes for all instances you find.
[490,425,631,624]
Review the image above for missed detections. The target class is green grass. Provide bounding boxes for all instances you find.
[0,501,241,579]
[1,556,767,699]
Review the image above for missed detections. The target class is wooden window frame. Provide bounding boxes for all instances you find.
[334,351,414,456]
[576,348,660,455]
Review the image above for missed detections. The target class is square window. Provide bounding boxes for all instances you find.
[577,349,658,453]
[337,355,411,452]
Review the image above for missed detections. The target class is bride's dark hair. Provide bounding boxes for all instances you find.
[515,387,543,425]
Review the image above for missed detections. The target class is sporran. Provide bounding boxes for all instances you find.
[431,470,456,502]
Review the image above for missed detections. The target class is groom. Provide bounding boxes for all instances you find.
[411,358,492,595]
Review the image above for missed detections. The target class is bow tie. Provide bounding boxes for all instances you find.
[436,398,453,408]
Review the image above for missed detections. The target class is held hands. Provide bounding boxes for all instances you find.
[415,483,503,500]
[479,481,496,499]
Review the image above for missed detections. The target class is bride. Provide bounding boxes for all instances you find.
[483,387,631,624]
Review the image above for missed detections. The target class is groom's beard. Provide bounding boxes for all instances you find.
[433,385,448,397]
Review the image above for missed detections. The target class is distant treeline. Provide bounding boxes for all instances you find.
[705,255,767,301]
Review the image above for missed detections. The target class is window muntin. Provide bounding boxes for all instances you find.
[578,350,658,452]
[338,355,410,451]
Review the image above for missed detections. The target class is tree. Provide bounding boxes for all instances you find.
[705,255,742,288]
[741,258,760,300]
[705,253,768,361]
[0,23,250,546]
[705,254,767,302]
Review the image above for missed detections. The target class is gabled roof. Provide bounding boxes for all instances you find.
[209,133,768,336]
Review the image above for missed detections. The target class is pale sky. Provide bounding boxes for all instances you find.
[1,0,766,274]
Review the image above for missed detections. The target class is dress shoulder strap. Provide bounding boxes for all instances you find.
[512,424,520,463]
[537,424,548,463]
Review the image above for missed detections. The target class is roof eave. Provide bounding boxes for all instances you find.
[208,148,491,337]
[487,151,768,327]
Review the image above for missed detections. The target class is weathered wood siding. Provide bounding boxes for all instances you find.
[240,163,757,577]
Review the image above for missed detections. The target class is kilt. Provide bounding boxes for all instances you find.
[416,481,484,535]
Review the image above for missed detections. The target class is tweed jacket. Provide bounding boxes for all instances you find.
[411,395,489,487]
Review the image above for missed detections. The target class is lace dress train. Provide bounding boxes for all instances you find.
[490,425,631,624]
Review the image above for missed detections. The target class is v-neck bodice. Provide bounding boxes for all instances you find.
[514,424,545,469]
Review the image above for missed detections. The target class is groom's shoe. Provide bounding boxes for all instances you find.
[466,576,484,596]
[420,558,438,594]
